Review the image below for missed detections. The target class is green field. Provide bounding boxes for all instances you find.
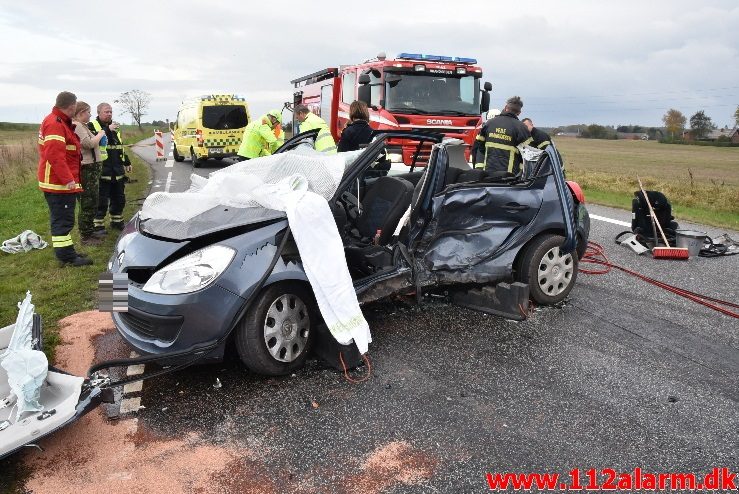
[556,137,739,229]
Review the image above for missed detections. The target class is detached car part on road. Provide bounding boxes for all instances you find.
[1,298,111,460]
[109,131,590,375]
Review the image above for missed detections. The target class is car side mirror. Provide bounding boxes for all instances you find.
[480,91,490,114]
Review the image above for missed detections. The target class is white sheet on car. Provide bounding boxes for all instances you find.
[1,292,47,422]
[140,149,372,353]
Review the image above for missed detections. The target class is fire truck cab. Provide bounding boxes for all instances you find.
[291,52,492,166]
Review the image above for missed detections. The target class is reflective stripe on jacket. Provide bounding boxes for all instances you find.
[37,107,82,193]
[299,113,337,154]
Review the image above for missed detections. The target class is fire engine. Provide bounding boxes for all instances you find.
[290,52,492,165]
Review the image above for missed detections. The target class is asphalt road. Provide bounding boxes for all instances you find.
[118,138,739,491]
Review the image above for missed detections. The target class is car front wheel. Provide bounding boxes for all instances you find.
[516,234,578,305]
[235,283,316,375]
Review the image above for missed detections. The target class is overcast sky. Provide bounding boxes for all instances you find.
[1,1,737,128]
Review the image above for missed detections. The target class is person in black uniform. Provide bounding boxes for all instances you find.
[473,96,532,174]
[522,118,552,150]
[338,101,373,152]
[90,103,131,232]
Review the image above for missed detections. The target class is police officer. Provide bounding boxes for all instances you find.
[473,96,532,173]
[37,91,93,266]
[294,105,337,154]
[89,102,131,231]
[237,109,282,160]
[521,118,552,150]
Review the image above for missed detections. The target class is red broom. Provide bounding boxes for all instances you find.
[637,177,689,260]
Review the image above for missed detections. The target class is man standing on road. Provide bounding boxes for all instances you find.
[473,96,531,173]
[294,105,337,154]
[522,118,552,150]
[90,102,131,231]
[237,109,282,160]
[37,91,93,267]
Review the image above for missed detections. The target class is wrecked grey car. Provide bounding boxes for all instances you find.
[108,131,590,376]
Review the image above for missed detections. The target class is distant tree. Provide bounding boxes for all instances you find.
[617,125,629,133]
[689,110,716,139]
[632,125,644,133]
[581,124,612,139]
[662,109,686,140]
[115,90,152,130]
[734,105,739,127]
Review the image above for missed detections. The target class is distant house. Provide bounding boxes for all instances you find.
[617,132,649,140]
[684,126,738,142]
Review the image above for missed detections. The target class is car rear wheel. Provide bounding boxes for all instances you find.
[173,144,184,162]
[235,283,316,375]
[214,157,223,161]
[516,234,578,305]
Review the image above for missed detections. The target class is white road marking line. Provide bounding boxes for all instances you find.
[165,171,173,193]
[120,397,142,414]
[590,213,631,228]
[165,159,174,168]
[123,381,143,394]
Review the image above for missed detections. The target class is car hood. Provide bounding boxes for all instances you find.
[138,206,287,241]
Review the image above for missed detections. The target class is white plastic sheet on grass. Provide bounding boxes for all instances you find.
[1,292,48,421]
[140,148,372,353]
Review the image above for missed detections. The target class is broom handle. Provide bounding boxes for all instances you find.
[637,176,671,247]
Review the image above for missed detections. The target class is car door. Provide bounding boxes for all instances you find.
[414,146,546,274]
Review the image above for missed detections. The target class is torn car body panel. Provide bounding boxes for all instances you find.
[1,299,107,460]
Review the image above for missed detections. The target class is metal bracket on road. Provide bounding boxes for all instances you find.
[616,232,649,255]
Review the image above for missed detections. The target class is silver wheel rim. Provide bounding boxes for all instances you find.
[537,246,574,297]
[263,294,310,363]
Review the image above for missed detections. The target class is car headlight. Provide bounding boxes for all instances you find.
[142,245,236,295]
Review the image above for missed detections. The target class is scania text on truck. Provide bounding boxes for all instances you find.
[291,52,492,165]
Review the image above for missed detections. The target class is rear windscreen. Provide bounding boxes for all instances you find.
[201,105,248,130]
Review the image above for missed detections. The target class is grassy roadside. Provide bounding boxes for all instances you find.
[557,138,739,230]
[0,138,151,362]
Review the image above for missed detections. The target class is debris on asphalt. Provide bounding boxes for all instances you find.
[311,400,319,409]
[213,378,222,389]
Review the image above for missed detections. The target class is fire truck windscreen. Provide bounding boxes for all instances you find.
[384,73,481,116]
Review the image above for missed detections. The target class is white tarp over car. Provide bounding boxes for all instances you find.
[139,148,372,353]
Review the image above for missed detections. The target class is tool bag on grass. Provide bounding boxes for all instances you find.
[631,190,679,246]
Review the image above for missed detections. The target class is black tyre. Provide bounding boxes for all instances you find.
[516,234,578,305]
[214,157,224,161]
[191,147,202,168]
[235,282,316,376]
[173,144,184,162]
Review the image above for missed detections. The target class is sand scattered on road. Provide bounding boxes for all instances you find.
[23,311,239,494]
[342,440,438,493]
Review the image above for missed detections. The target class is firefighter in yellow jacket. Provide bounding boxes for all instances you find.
[37,91,93,267]
[294,105,337,154]
[237,110,282,160]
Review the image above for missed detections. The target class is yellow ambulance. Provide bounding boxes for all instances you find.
[172,94,250,167]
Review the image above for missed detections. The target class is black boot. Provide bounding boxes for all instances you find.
[60,255,93,267]
[111,221,125,231]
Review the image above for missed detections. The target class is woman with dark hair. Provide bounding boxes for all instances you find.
[337,101,373,152]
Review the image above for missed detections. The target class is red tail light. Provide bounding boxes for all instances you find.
[196,129,204,146]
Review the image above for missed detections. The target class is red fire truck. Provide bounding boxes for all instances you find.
[290,52,492,165]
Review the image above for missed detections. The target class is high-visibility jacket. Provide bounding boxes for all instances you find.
[90,118,129,180]
[273,123,285,150]
[37,107,82,194]
[299,112,337,154]
[237,115,279,159]
[474,112,532,173]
